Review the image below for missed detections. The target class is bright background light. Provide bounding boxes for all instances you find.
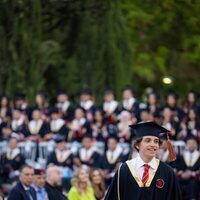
[162,77,173,84]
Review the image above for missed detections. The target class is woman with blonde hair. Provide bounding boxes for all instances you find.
[68,168,95,200]
[90,169,106,200]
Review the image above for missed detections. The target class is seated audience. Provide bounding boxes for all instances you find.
[68,168,95,200]
[90,169,106,200]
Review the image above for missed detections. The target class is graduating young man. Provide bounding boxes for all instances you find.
[105,121,182,200]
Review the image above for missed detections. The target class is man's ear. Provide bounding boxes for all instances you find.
[135,145,139,150]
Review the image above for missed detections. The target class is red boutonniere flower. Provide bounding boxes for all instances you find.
[156,179,164,188]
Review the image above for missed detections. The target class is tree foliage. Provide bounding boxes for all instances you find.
[122,0,200,97]
[0,0,199,103]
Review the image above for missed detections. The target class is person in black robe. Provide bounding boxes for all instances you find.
[105,121,182,200]
[26,109,50,140]
[102,88,119,125]
[0,137,25,185]
[47,137,74,169]
[74,135,100,168]
[171,136,200,200]
[118,87,140,121]
[11,108,28,139]
[56,91,74,122]
[79,88,97,123]
[47,135,74,190]
[99,136,124,186]
[44,107,69,141]
[163,92,184,122]
[68,107,92,142]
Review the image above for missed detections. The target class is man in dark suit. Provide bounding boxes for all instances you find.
[8,165,37,200]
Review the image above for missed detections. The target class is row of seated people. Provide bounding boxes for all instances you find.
[0,104,199,144]
[0,133,199,199]
[0,89,200,143]
[0,135,129,188]
[6,165,106,200]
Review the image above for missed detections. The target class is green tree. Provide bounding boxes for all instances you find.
[122,0,200,98]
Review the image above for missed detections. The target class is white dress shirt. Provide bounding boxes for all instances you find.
[129,155,157,180]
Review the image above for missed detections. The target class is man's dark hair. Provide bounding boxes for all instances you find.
[19,165,33,173]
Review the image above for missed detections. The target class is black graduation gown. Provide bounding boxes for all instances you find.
[173,152,200,199]
[99,152,124,173]
[77,149,100,168]
[105,161,182,200]
[12,121,28,137]
[99,151,124,186]
[61,105,74,122]
[118,100,140,120]
[0,151,25,183]
[47,151,74,169]
[27,122,50,138]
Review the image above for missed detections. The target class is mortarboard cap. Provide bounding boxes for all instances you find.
[83,134,93,139]
[50,107,59,114]
[37,91,47,99]
[54,134,66,143]
[104,88,115,95]
[185,135,198,142]
[80,88,92,95]
[129,121,176,161]
[129,121,169,139]
[57,90,68,96]
[15,93,26,100]
[107,134,119,142]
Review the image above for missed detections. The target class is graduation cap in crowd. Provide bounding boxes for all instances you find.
[82,134,93,140]
[80,88,92,95]
[107,134,119,142]
[103,88,115,95]
[129,121,176,161]
[185,135,198,143]
[15,93,26,100]
[122,86,136,96]
[37,91,47,99]
[57,90,68,96]
[54,134,66,143]
[107,124,118,136]
[166,91,179,100]
[50,107,60,115]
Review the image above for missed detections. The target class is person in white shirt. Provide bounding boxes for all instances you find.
[105,121,182,200]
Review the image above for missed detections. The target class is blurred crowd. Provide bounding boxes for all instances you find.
[0,87,199,199]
